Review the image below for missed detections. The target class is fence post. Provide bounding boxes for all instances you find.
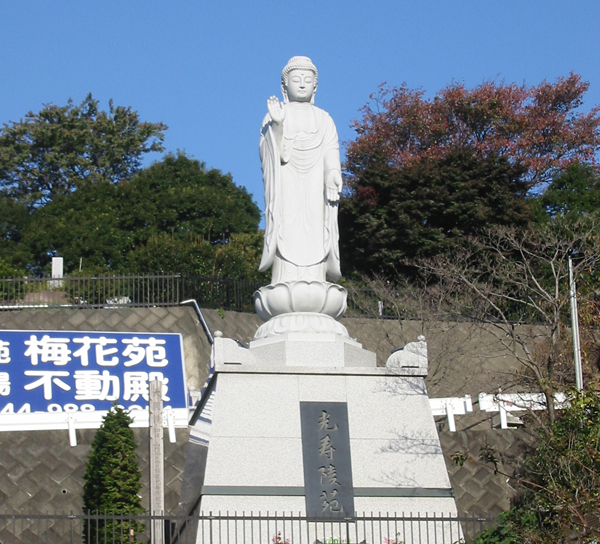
[149,380,165,544]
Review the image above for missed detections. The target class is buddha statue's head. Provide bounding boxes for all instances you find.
[281,56,318,104]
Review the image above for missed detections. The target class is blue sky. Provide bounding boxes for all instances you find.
[1,1,599,218]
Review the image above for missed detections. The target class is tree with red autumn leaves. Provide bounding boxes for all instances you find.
[340,73,600,277]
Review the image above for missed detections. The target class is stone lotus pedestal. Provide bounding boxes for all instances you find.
[253,280,348,336]
[250,280,376,367]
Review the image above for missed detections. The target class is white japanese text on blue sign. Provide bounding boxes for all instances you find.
[0,331,186,415]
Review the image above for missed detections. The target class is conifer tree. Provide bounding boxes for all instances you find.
[83,405,144,543]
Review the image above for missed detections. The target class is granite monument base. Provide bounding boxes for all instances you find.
[193,335,460,543]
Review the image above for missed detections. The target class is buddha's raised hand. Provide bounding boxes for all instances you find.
[267,96,285,124]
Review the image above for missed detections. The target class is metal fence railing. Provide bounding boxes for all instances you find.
[0,511,496,544]
[0,274,184,310]
[0,274,565,324]
[0,275,263,313]
[0,275,385,316]
[181,277,262,313]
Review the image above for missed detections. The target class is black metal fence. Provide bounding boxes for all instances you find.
[0,275,262,313]
[0,511,495,544]
[0,275,386,317]
[181,277,262,313]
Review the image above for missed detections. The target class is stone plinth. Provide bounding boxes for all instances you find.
[192,336,461,543]
[198,342,458,513]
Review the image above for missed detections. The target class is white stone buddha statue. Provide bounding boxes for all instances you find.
[254,56,348,339]
[259,56,343,284]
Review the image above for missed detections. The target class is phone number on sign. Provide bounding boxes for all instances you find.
[1,402,150,414]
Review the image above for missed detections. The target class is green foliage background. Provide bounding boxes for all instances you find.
[474,390,600,544]
[0,96,263,279]
[22,152,263,276]
[340,149,534,277]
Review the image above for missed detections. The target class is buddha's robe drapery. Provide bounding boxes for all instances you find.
[259,102,342,284]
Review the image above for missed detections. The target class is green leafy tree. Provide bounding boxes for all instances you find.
[1,100,263,277]
[25,180,127,273]
[83,406,144,543]
[212,232,270,282]
[0,258,22,278]
[340,149,533,277]
[21,152,262,275]
[120,152,261,246]
[126,232,217,276]
[0,93,166,208]
[474,390,600,544]
[0,198,31,271]
[534,162,600,222]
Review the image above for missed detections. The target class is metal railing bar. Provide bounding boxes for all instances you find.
[181,299,214,345]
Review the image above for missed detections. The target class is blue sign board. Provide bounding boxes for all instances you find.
[0,330,187,414]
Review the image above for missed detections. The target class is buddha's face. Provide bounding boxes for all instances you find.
[285,69,316,102]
